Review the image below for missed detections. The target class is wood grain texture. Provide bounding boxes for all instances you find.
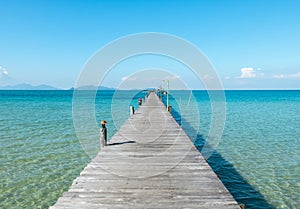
[50,92,240,209]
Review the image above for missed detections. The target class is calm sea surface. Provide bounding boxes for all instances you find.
[0,90,299,209]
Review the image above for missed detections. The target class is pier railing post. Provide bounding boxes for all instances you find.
[167,105,172,113]
[138,98,142,105]
[100,120,107,148]
[130,106,135,116]
[239,204,245,209]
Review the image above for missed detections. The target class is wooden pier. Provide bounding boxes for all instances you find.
[50,92,240,209]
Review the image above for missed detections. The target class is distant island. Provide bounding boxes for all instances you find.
[0,83,116,90]
[70,85,116,91]
[0,83,60,90]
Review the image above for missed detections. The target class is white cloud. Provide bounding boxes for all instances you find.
[225,76,231,80]
[238,67,257,78]
[273,72,300,79]
[0,66,15,86]
[121,76,128,81]
[236,67,265,79]
[121,76,137,81]
[0,66,9,78]
[273,74,284,78]
[202,74,213,80]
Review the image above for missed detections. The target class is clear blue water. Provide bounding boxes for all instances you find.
[166,90,300,209]
[0,90,299,208]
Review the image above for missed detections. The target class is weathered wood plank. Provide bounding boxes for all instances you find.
[50,92,240,209]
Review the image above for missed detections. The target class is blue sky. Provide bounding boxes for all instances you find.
[0,0,299,89]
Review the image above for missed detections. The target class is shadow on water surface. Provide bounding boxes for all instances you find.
[195,133,276,209]
[168,102,276,209]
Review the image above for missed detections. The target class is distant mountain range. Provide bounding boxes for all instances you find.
[69,85,115,91]
[0,83,60,90]
[0,83,116,90]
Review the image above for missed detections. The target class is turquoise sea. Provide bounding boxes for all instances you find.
[0,90,299,209]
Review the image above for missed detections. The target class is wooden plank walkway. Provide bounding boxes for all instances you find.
[50,92,240,209]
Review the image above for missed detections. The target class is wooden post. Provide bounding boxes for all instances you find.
[239,204,245,209]
[166,80,169,111]
[130,106,135,116]
[167,105,172,113]
[100,120,107,148]
[138,98,142,105]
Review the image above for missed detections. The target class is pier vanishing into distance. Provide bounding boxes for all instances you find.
[50,92,240,209]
